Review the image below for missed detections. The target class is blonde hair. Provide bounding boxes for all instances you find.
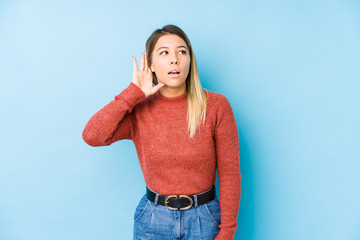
[145,24,208,139]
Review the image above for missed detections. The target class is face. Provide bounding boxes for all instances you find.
[150,34,191,89]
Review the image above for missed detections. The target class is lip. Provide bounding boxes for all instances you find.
[168,73,181,78]
[168,69,180,74]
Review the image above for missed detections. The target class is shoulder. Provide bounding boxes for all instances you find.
[205,90,237,131]
[205,89,236,126]
[205,89,233,110]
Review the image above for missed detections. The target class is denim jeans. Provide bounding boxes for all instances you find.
[133,192,221,240]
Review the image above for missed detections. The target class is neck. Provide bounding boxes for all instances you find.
[159,85,186,98]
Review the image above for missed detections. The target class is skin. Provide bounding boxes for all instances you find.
[132,34,191,98]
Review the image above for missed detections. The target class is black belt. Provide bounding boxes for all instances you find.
[146,185,216,210]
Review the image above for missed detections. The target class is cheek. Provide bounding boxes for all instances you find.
[152,59,167,73]
[185,56,191,67]
[185,59,191,71]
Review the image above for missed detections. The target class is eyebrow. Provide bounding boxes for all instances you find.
[156,46,188,52]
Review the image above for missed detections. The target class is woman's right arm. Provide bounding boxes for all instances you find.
[82,52,164,147]
[82,82,146,146]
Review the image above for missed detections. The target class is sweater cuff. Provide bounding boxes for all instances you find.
[115,82,146,109]
[214,228,236,240]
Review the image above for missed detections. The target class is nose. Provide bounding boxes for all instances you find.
[170,53,178,64]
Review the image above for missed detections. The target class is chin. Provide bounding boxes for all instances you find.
[160,79,186,88]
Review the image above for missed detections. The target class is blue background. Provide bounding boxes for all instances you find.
[1,0,359,239]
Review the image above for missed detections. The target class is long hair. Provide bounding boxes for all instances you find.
[145,24,208,139]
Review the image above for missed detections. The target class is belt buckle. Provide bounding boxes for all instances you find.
[165,195,193,210]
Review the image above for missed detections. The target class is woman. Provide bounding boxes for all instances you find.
[82,24,241,240]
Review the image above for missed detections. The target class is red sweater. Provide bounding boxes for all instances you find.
[82,82,242,239]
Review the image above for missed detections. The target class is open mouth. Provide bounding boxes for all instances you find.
[168,71,180,75]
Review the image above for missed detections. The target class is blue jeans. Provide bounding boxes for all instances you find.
[133,192,221,239]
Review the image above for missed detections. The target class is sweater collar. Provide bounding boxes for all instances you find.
[153,90,188,107]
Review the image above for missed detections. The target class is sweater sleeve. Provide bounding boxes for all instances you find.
[214,95,242,240]
[82,82,145,146]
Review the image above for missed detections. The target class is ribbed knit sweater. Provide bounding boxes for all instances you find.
[82,82,242,240]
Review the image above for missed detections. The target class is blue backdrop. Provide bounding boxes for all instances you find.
[1,0,359,239]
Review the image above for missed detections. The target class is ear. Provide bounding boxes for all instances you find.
[150,65,155,72]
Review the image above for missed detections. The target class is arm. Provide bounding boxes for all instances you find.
[82,82,145,146]
[214,95,242,240]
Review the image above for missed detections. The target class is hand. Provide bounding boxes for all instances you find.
[132,52,165,98]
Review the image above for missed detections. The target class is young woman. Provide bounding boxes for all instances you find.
[82,24,241,240]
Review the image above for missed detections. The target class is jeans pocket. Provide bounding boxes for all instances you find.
[134,195,150,223]
[204,197,221,227]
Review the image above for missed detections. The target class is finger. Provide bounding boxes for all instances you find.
[140,52,145,71]
[144,51,148,70]
[153,83,165,92]
[132,56,138,73]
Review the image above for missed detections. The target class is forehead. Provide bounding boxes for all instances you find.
[154,34,187,48]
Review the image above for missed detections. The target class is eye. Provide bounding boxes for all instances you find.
[160,50,187,55]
